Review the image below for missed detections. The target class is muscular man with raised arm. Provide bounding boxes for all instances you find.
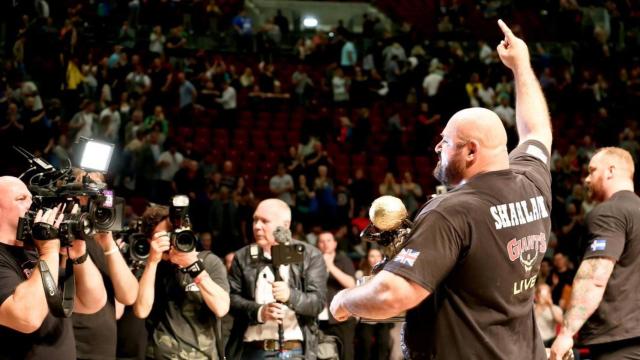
[550,148,640,360]
[330,20,553,359]
[0,176,106,359]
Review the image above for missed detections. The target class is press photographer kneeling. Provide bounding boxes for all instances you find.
[133,196,230,359]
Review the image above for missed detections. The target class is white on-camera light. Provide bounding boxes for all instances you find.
[80,140,114,172]
[302,16,318,28]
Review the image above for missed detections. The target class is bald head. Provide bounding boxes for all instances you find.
[447,108,508,151]
[434,108,510,186]
[0,176,32,244]
[0,176,26,191]
[253,198,292,250]
[256,198,292,223]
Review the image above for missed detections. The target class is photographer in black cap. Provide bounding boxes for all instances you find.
[133,203,230,359]
[0,176,107,359]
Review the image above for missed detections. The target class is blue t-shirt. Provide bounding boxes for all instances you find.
[179,81,196,108]
[233,16,253,35]
[341,41,357,67]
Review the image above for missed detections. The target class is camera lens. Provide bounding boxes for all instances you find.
[94,207,115,228]
[130,234,150,260]
[172,230,196,252]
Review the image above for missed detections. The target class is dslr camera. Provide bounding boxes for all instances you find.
[119,218,150,267]
[15,138,124,246]
[168,195,197,253]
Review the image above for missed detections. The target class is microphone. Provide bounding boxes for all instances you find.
[271,225,291,353]
[273,226,292,246]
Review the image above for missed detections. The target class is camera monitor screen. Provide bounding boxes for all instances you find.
[79,140,114,172]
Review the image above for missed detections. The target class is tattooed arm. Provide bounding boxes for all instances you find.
[549,257,615,360]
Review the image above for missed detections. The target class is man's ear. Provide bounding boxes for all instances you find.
[607,165,616,179]
[466,140,479,161]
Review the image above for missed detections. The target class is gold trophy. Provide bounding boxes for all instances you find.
[358,195,413,323]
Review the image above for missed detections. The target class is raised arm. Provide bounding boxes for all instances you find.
[0,208,63,333]
[94,232,139,305]
[496,19,552,153]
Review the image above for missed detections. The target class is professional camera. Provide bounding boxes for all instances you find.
[119,219,150,261]
[116,218,150,274]
[169,195,197,253]
[15,138,124,246]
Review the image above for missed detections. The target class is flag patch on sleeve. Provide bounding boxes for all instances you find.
[393,248,420,267]
[590,239,607,251]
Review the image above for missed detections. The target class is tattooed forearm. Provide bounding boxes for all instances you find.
[560,257,615,336]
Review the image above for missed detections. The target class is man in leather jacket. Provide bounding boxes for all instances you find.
[226,198,327,359]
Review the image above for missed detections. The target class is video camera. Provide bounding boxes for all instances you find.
[15,138,124,246]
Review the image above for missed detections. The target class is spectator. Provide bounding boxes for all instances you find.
[239,67,255,89]
[69,99,97,142]
[144,105,169,142]
[155,141,184,202]
[215,81,237,130]
[399,171,423,215]
[534,283,563,347]
[340,37,357,70]
[493,94,516,129]
[317,231,357,360]
[292,65,313,105]
[354,247,392,360]
[97,101,122,143]
[270,163,295,207]
[378,172,400,197]
[232,9,254,53]
[548,252,575,308]
[149,26,166,55]
[178,72,197,123]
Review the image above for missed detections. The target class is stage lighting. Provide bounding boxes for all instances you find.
[302,16,318,28]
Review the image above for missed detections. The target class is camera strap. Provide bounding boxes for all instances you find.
[38,257,75,318]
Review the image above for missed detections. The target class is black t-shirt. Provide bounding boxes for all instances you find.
[384,140,552,360]
[580,190,640,345]
[148,251,229,359]
[72,238,117,359]
[326,253,356,324]
[0,244,76,360]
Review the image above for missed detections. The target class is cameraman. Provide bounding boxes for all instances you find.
[67,170,140,359]
[0,176,106,359]
[133,205,230,359]
[226,199,327,359]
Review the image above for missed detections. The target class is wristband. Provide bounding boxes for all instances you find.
[194,272,206,285]
[183,259,205,279]
[104,247,119,256]
[71,252,89,265]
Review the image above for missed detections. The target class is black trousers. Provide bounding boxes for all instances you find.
[589,337,640,360]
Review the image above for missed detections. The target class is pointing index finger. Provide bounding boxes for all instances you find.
[497,19,513,39]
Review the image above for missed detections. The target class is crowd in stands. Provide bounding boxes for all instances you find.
[1,0,640,357]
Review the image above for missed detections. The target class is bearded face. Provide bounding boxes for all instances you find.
[434,142,466,187]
